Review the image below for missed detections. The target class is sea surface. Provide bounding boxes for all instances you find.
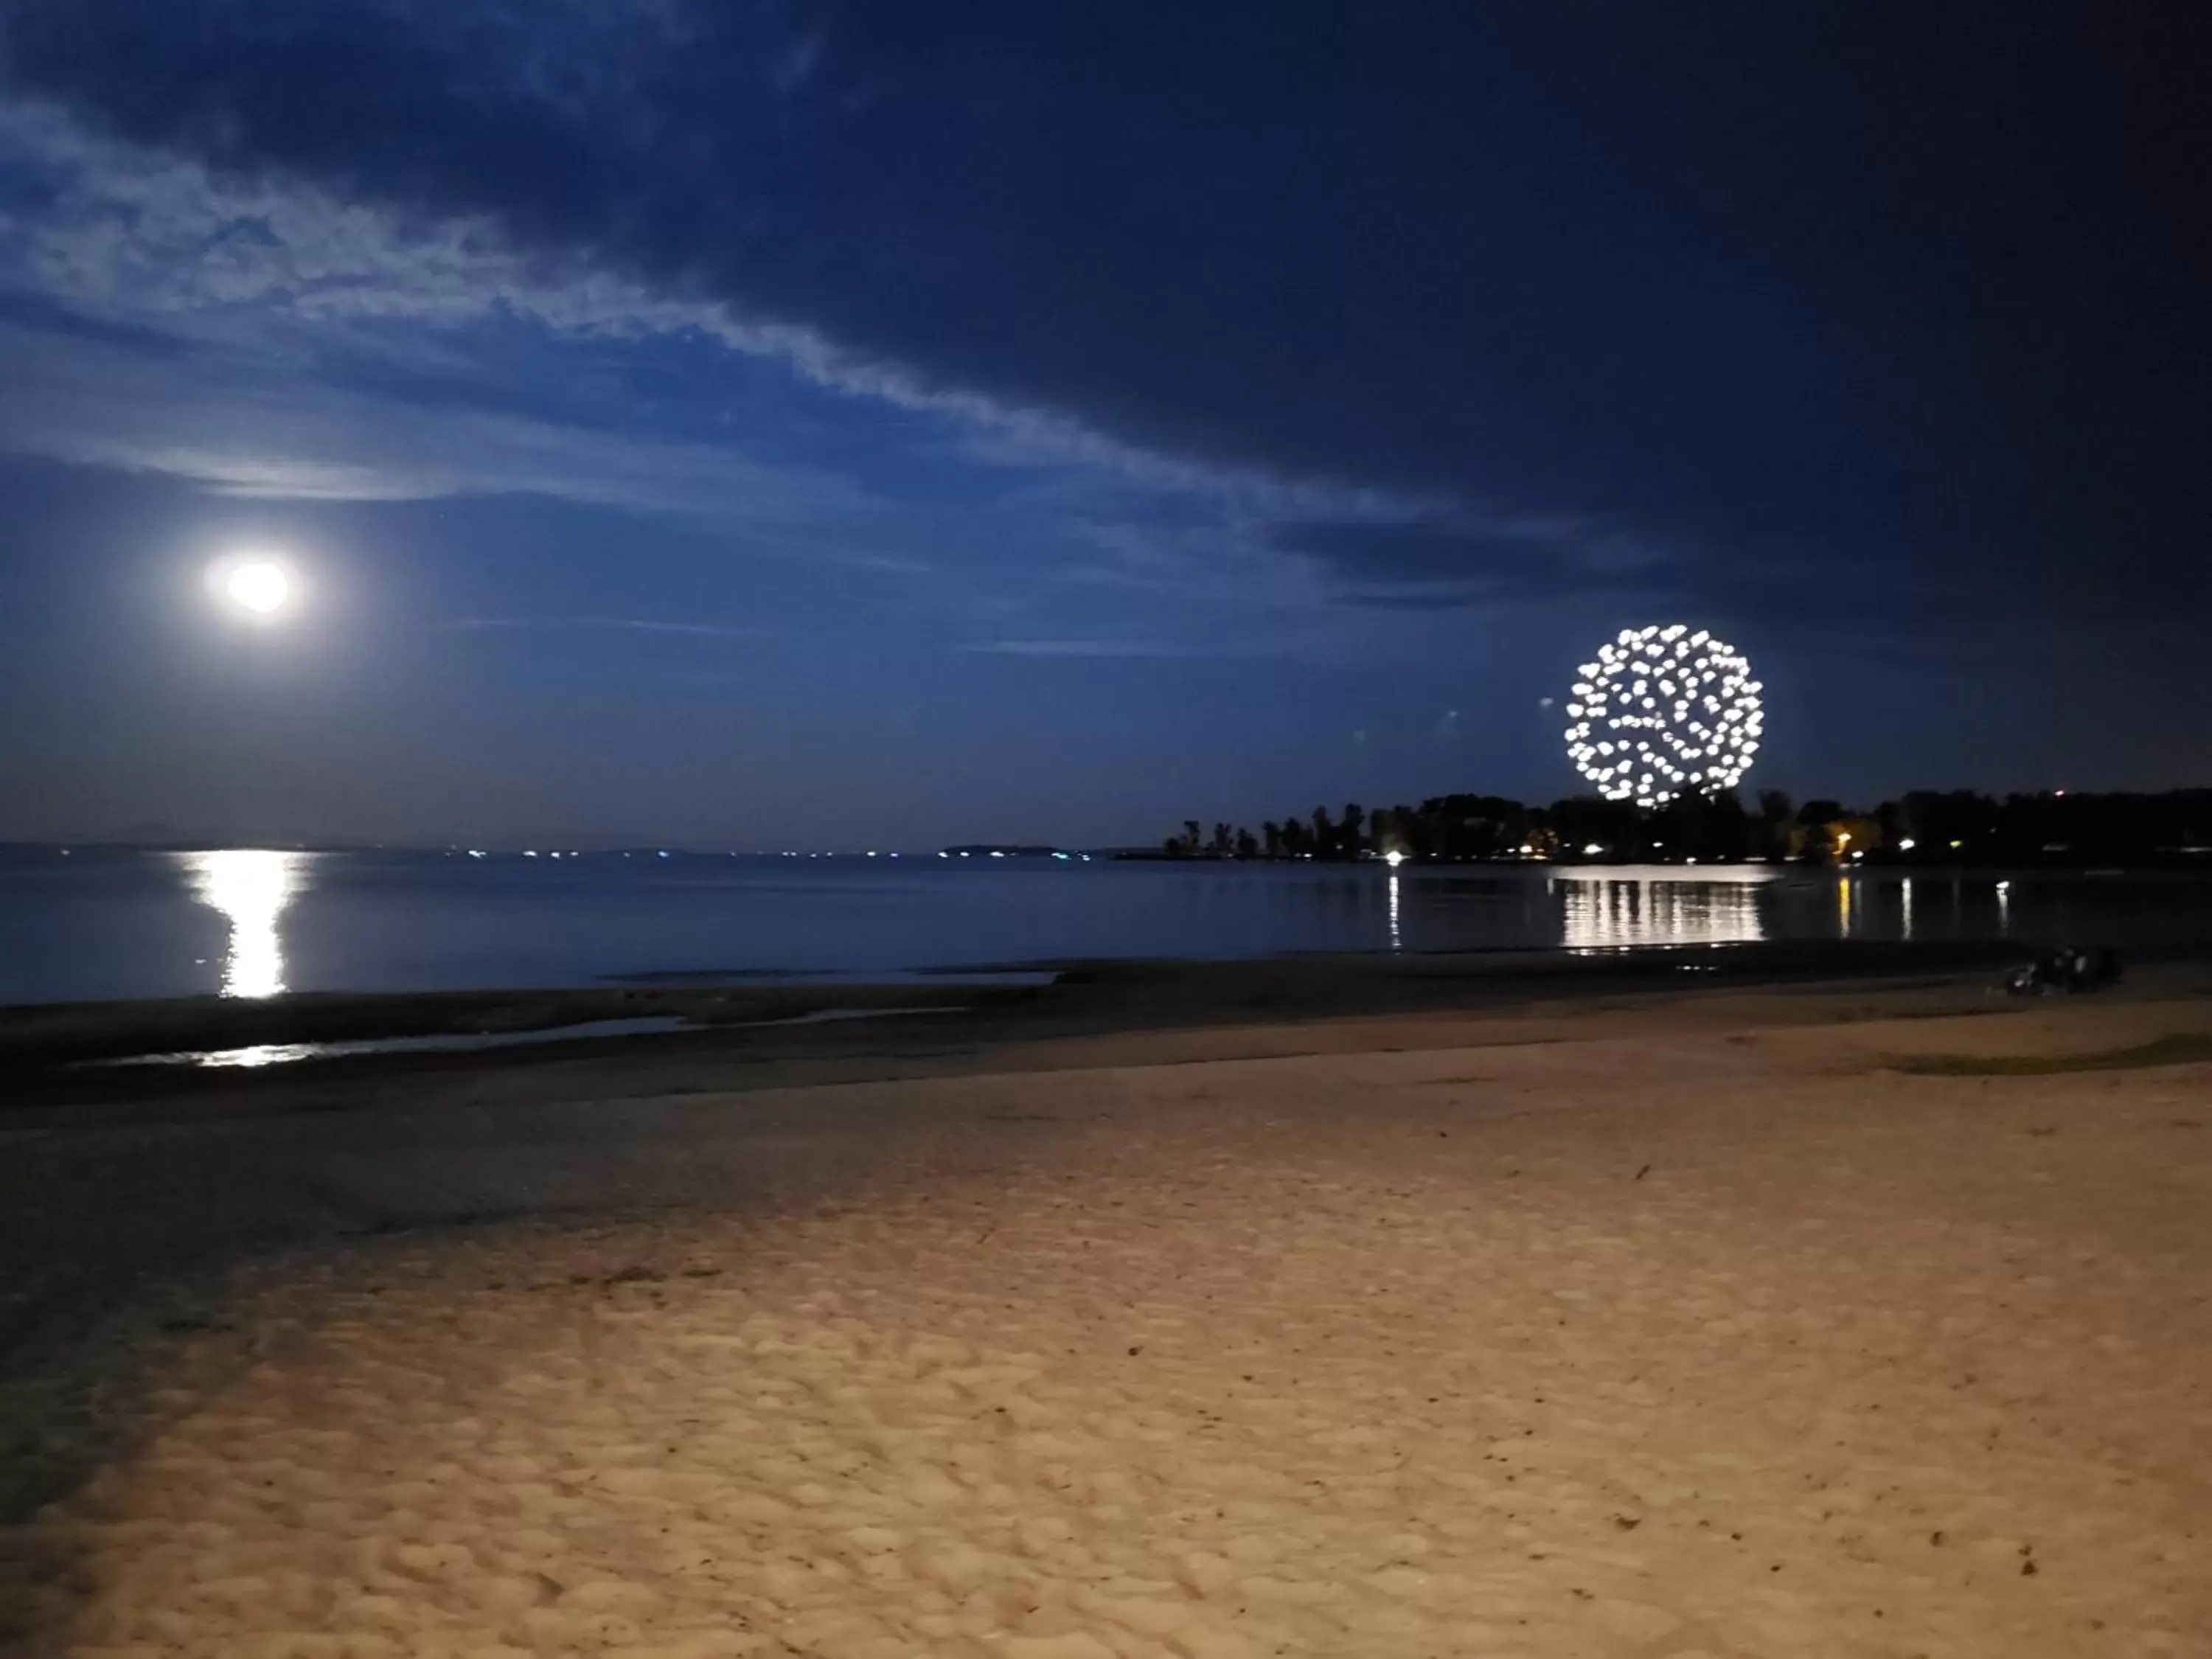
[2,847,2210,1006]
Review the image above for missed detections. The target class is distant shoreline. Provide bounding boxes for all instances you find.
[8,841,2211,873]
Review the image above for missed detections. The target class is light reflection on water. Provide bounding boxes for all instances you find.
[1554,868,1773,950]
[1,851,2194,1007]
[90,1006,970,1071]
[98,1015,695,1070]
[176,849,311,998]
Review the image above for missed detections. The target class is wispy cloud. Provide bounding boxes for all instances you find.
[0,316,880,524]
[1267,512,1677,611]
[963,639,1207,659]
[0,89,1635,611]
[445,616,761,641]
[0,47,1423,528]
[0,97,1433,531]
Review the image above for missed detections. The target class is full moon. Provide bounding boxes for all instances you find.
[222,560,293,616]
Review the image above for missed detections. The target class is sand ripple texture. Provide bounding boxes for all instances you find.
[4,1026,2210,1658]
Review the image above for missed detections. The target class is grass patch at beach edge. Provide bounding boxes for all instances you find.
[1890,1032,2212,1076]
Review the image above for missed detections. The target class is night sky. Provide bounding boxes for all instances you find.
[1,4,2206,849]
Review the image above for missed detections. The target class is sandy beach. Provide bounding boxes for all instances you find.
[3,966,2209,1657]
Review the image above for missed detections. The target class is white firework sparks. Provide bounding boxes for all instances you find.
[1564,625,1764,807]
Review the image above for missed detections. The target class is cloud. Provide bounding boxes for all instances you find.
[445,617,760,641]
[0,8,1647,584]
[0,286,191,357]
[773,27,830,94]
[0,94,1399,526]
[1276,518,1535,582]
[0,89,1444,618]
[1270,513,1674,611]
[962,639,1207,659]
[0,315,880,524]
[4,1,2199,629]
[3,7,1534,516]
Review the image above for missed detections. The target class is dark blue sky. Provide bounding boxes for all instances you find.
[1,3,2205,846]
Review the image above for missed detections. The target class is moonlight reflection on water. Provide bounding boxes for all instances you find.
[178,849,311,998]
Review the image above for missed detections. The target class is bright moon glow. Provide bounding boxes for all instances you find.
[225,560,292,615]
[1564,624,1764,807]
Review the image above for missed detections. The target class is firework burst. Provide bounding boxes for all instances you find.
[1565,625,1763,807]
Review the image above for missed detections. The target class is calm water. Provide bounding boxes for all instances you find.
[2,848,2210,1006]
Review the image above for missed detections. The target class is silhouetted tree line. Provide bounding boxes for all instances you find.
[1148,789,2212,869]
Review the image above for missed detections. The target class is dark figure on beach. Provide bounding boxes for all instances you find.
[2003,947,2122,997]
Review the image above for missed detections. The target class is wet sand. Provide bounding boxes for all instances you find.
[3,965,2209,1656]
[0,939,2033,1074]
